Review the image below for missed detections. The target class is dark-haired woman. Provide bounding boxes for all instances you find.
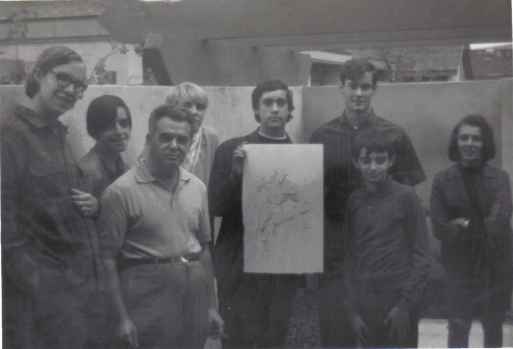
[79,94,132,201]
[430,114,512,348]
[77,94,132,348]
[1,46,97,349]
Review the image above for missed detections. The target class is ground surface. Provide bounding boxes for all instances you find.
[285,287,513,348]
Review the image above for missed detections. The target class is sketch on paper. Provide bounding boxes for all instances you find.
[242,144,323,274]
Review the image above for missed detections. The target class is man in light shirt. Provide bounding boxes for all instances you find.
[98,104,223,349]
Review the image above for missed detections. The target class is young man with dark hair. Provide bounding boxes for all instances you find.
[342,128,431,347]
[209,79,299,348]
[98,104,223,349]
[309,58,426,347]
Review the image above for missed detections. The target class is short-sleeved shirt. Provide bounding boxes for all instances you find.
[310,110,426,219]
[310,111,426,274]
[98,156,211,261]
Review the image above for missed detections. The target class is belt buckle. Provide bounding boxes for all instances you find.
[180,256,191,264]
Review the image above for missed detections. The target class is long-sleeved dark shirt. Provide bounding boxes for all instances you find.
[1,104,98,295]
[208,129,291,286]
[344,179,431,314]
[310,111,426,273]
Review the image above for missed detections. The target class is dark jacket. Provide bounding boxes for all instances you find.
[430,163,512,311]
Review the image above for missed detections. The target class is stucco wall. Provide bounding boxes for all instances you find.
[1,80,510,205]
[302,79,512,207]
[0,84,304,165]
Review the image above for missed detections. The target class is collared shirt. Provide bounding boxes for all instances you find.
[79,143,129,197]
[344,179,431,311]
[98,155,211,261]
[310,110,426,219]
[1,104,98,290]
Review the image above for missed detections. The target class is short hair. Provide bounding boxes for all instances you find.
[25,46,84,98]
[165,82,209,109]
[339,58,378,87]
[251,79,295,123]
[86,95,132,139]
[351,128,396,160]
[448,114,495,162]
[148,104,193,136]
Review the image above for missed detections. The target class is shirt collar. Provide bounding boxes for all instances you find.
[134,150,192,186]
[15,104,67,132]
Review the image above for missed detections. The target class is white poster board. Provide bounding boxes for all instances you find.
[242,144,323,274]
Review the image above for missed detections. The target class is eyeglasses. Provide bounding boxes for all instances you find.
[261,97,287,108]
[50,70,88,95]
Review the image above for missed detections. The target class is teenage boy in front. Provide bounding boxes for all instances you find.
[342,129,431,348]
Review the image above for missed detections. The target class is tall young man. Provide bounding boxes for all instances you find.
[310,58,426,347]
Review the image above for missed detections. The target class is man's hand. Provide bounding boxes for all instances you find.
[208,308,225,338]
[231,142,247,178]
[71,188,99,217]
[118,317,138,348]
[384,306,410,341]
[349,313,368,347]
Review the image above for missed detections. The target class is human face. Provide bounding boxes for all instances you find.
[96,107,131,154]
[457,124,483,163]
[341,71,375,114]
[37,62,87,117]
[355,148,394,185]
[181,99,207,134]
[255,89,290,133]
[148,117,192,173]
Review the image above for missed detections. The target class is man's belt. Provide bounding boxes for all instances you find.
[118,254,201,270]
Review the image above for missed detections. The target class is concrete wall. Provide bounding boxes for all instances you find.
[1,80,510,206]
[302,79,512,207]
[0,84,304,165]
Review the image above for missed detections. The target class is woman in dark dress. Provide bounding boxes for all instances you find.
[430,114,512,348]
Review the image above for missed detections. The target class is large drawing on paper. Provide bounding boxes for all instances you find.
[243,144,323,274]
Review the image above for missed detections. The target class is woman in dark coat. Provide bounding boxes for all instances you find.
[430,114,512,348]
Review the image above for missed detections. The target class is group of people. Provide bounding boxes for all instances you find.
[1,46,511,349]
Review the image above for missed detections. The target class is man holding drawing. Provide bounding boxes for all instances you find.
[209,80,300,348]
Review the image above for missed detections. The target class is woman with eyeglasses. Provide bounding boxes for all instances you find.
[166,82,219,186]
[430,114,512,347]
[1,46,98,349]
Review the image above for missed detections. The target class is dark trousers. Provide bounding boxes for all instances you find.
[319,275,420,348]
[448,315,503,348]
[318,276,355,348]
[219,273,298,348]
[446,273,509,348]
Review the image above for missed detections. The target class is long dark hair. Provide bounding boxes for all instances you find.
[448,114,496,162]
